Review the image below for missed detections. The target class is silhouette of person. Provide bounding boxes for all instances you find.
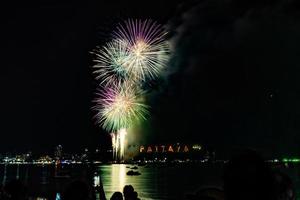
[110,192,123,200]
[273,171,296,200]
[123,185,134,200]
[4,180,28,200]
[223,150,275,200]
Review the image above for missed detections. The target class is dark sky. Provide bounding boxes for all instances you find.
[1,0,300,157]
[0,0,182,154]
[153,0,300,158]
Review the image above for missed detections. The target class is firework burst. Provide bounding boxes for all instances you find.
[93,40,131,86]
[93,82,149,132]
[112,19,170,82]
[92,18,170,161]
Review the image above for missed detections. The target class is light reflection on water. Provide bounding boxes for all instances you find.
[97,164,300,200]
[112,164,126,192]
[99,164,159,200]
[55,193,61,200]
[0,164,299,200]
[100,164,128,199]
[98,164,204,200]
[36,198,47,200]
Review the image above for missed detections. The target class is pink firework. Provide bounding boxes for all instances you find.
[93,82,149,132]
[112,19,170,82]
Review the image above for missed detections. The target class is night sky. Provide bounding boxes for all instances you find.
[1,0,300,158]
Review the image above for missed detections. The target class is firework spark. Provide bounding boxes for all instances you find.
[93,83,148,132]
[112,19,170,82]
[93,40,131,86]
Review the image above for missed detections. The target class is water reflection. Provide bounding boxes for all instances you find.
[35,198,47,200]
[100,164,157,199]
[41,166,48,185]
[111,164,126,193]
[95,192,100,200]
[2,164,7,185]
[16,164,20,179]
[0,163,298,200]
[25,165,29,183]
[55,193,61,200]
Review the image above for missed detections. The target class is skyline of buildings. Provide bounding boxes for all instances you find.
[0,144,297,165]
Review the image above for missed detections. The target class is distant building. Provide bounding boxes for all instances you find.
[37,155,53,164]
[81,148,90,162]
[54,145,63,160]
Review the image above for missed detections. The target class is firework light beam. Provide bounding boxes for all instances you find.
[110,129,126,161]
[112,19,170,82]
[111,133,116,160]
[115,133,119,160]
[119,128,127,161]
[93,83,149,132]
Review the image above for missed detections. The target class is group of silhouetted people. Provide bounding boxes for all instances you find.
[110,185,140,200]
[0,151,297,200]
[187,151,297,200]
[0,179,28,200]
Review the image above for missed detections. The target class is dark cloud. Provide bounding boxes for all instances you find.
[148,0,300,157]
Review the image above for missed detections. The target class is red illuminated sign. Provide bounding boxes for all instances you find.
[139,145,190,153]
